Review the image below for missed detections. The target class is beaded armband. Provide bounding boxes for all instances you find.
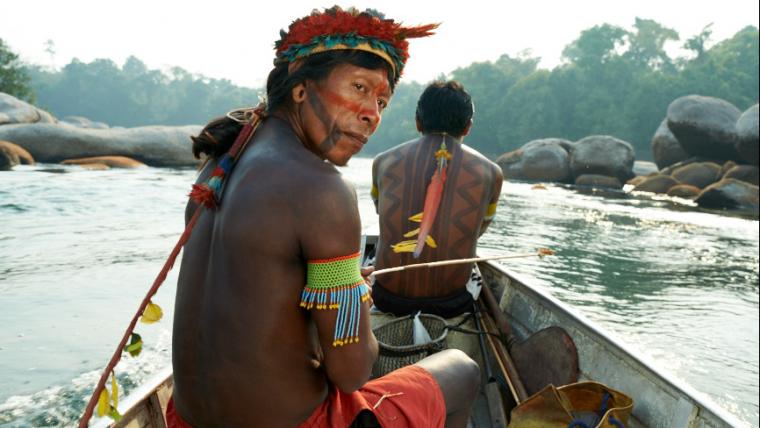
[300,252,370,347]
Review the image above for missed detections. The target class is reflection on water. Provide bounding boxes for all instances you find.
[1,158,758,426]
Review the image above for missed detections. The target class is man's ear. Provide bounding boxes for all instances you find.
[416,118,423,133]
[462,119,472,136]
[292,83,307,104]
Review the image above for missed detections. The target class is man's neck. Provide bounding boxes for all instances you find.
[422,132,463,144]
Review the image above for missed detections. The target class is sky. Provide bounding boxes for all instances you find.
[2,0,758,89]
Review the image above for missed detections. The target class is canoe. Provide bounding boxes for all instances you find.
[92,237,744,428]
[477,259,743,428]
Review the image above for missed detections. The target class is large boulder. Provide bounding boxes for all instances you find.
[0,140,34,165]
[723,165,759,186]
[651,119,690,169]
[0,151,14,170]
[659,157,705,176]
[719,160,738,178]
[633,160,658,176]
[574,174,622,189]
[496,138,573,183]
[0,123,202,167]
[0,92,56,125]
[667,184,701,199]
[61,156,147,169]
[666,95,741,161]
[735,104,758,165]
[626,175,649,187]
[60,116,109,129]
[670,162,721,189]
[696,178,759,216]
[633,174,680,194]
[569,135,635,183]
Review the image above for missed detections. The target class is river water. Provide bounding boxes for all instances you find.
[0,157,757,427]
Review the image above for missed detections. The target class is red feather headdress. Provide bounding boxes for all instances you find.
[275,6,438,83]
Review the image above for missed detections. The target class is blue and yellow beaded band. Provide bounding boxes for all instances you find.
[300,252,370,347]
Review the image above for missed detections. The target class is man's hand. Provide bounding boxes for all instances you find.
[361,265,375,306]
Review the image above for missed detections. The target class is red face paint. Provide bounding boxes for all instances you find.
[299,64,391,166]
[319,88,363,114]
[317,86,381,133]
[373,81,389,98]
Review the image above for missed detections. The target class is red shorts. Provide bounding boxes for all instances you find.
[165,395,192,428]
[299,364,446,428]
[165,365,445,428]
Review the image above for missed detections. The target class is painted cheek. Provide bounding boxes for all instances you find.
[320,89,363,114]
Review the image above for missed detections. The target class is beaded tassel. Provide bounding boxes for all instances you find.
[300,253,370,346]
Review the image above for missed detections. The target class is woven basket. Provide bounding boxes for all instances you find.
[372,313,448,377]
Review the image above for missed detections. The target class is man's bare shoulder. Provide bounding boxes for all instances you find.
[462,144,502,172]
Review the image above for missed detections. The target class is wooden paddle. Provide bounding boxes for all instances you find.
[480,282,579,396]
[473,302,509,426]
[477,299,529,403]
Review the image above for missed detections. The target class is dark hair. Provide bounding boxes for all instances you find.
[192,50,395,159]
[415,80,473,137]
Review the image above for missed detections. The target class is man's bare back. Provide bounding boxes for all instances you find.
[373,135,502,298]
[370,81,503,319]
[174,117,367,426]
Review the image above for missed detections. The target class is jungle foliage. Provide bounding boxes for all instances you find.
[0,38,35,103]
[2,20,758,160]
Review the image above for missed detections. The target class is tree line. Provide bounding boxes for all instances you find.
[1,19,758,160]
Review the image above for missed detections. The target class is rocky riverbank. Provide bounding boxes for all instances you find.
[0,92,201,170]
[496,94,758,218]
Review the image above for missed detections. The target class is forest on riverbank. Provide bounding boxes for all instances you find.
[2,19,758,160]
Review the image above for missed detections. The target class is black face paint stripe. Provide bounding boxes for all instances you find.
[306,86,343,154]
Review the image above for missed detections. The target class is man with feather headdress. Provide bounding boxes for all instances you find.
[169,7,480,428]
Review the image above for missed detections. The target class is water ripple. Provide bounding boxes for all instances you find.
[0,159,757,426]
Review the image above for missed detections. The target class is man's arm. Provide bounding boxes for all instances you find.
[299,175,378,392]
[479,163,504,236]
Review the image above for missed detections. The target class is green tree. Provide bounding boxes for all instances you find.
[450,53,540,156]
[679,25,759,110]
[28,55,260,126]
[562,24,629,69]
[0,38,35,102]
[625,18,679,72]
[19,21,757,163]
[682,23,713,63]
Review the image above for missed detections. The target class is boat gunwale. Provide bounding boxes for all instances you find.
[480,260,747,428]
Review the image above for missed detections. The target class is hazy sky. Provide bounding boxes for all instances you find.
[2,0,758,89]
